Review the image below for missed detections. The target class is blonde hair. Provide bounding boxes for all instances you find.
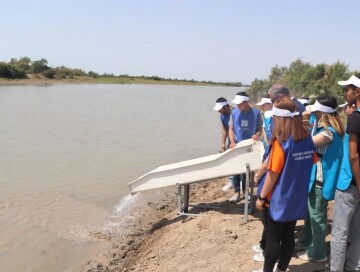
[316,95,345,137]
[319,113,345,137]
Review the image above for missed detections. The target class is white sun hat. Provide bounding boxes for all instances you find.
[338,102,348,109]
[213,101,229,111]
[256,97,272,106]
[298,98,310,105]
[338,75,360,88]
[272,105,299,118]
[232,95,250,104]
[309,100,336,113]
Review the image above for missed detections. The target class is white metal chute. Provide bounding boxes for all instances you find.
[128,139,264,195]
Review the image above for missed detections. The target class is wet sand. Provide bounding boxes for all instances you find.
[81,178,332,272]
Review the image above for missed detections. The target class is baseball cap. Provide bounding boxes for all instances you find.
[338,75,360,88]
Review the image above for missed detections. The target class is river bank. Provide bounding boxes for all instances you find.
[0,76,240,87]
[82,178,331,272]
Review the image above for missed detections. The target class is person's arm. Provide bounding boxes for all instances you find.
[256,140,284,210]
[252,113,263,141]
[220,125,227,152]
[349,133,360,193]
[229,124,236,148]
[256,171,280,211]
[347,112,360,194]
[312,129,332,148]
[228,113,237,148]
[254,156,269,185]
[302,108,311,122]
[262,127,269,146]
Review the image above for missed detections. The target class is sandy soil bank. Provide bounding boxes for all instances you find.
[82,178,332,272]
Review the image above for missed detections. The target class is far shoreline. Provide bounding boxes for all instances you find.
[0,77,244,87]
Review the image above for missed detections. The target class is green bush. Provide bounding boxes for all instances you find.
[42,69,56,79]
[0,62,27,79]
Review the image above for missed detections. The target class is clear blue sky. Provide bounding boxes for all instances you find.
[2,0,359,84]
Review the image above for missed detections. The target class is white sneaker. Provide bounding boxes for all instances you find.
[296,251,328,263]
[228,192,240,203]
[222,181,233,192]
[253,252,265,262]
[252,244,263,253]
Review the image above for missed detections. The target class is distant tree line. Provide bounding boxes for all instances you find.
[3,57,356,94]
[0,57,241,86]
[0,57,105,80]
[246,59,358,103]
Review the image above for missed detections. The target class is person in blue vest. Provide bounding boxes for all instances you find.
[213,97,235,192]
[252,84,307,263]
[253,96,316,272]
[295,95,345,263]
[228,91,262,203]
[213,97,232,153]
[252,84,307,262]
[327,74,360,272]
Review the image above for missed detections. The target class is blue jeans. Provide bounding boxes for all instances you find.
[230,174,246,193]
[331,185,360,272]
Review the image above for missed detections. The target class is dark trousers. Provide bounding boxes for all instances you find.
[259,209,267,250]
[263,208,296,272]
[233,173,246,193]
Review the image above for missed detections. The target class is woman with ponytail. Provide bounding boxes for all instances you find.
[296,95,345,263]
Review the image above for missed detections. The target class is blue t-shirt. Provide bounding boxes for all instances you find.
[231,107,261,143]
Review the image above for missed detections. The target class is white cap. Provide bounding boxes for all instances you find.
[338,102,348,109]
[232,95,250,104]
[309,100,336,113]
[298,98,310,105]
[213,101,229,111]
[256,98,272,106]
[338,75,360,88]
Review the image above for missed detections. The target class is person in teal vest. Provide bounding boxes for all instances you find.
[256,94,273,149]
[228,91,262,203]
[296,95,345,263]
[253,96,316,272]
[328,74,360,272]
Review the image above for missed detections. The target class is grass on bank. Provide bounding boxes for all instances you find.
[0,75,240,87]
[0,74,241,87]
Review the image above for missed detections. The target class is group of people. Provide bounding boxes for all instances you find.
[213,74,360,272]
